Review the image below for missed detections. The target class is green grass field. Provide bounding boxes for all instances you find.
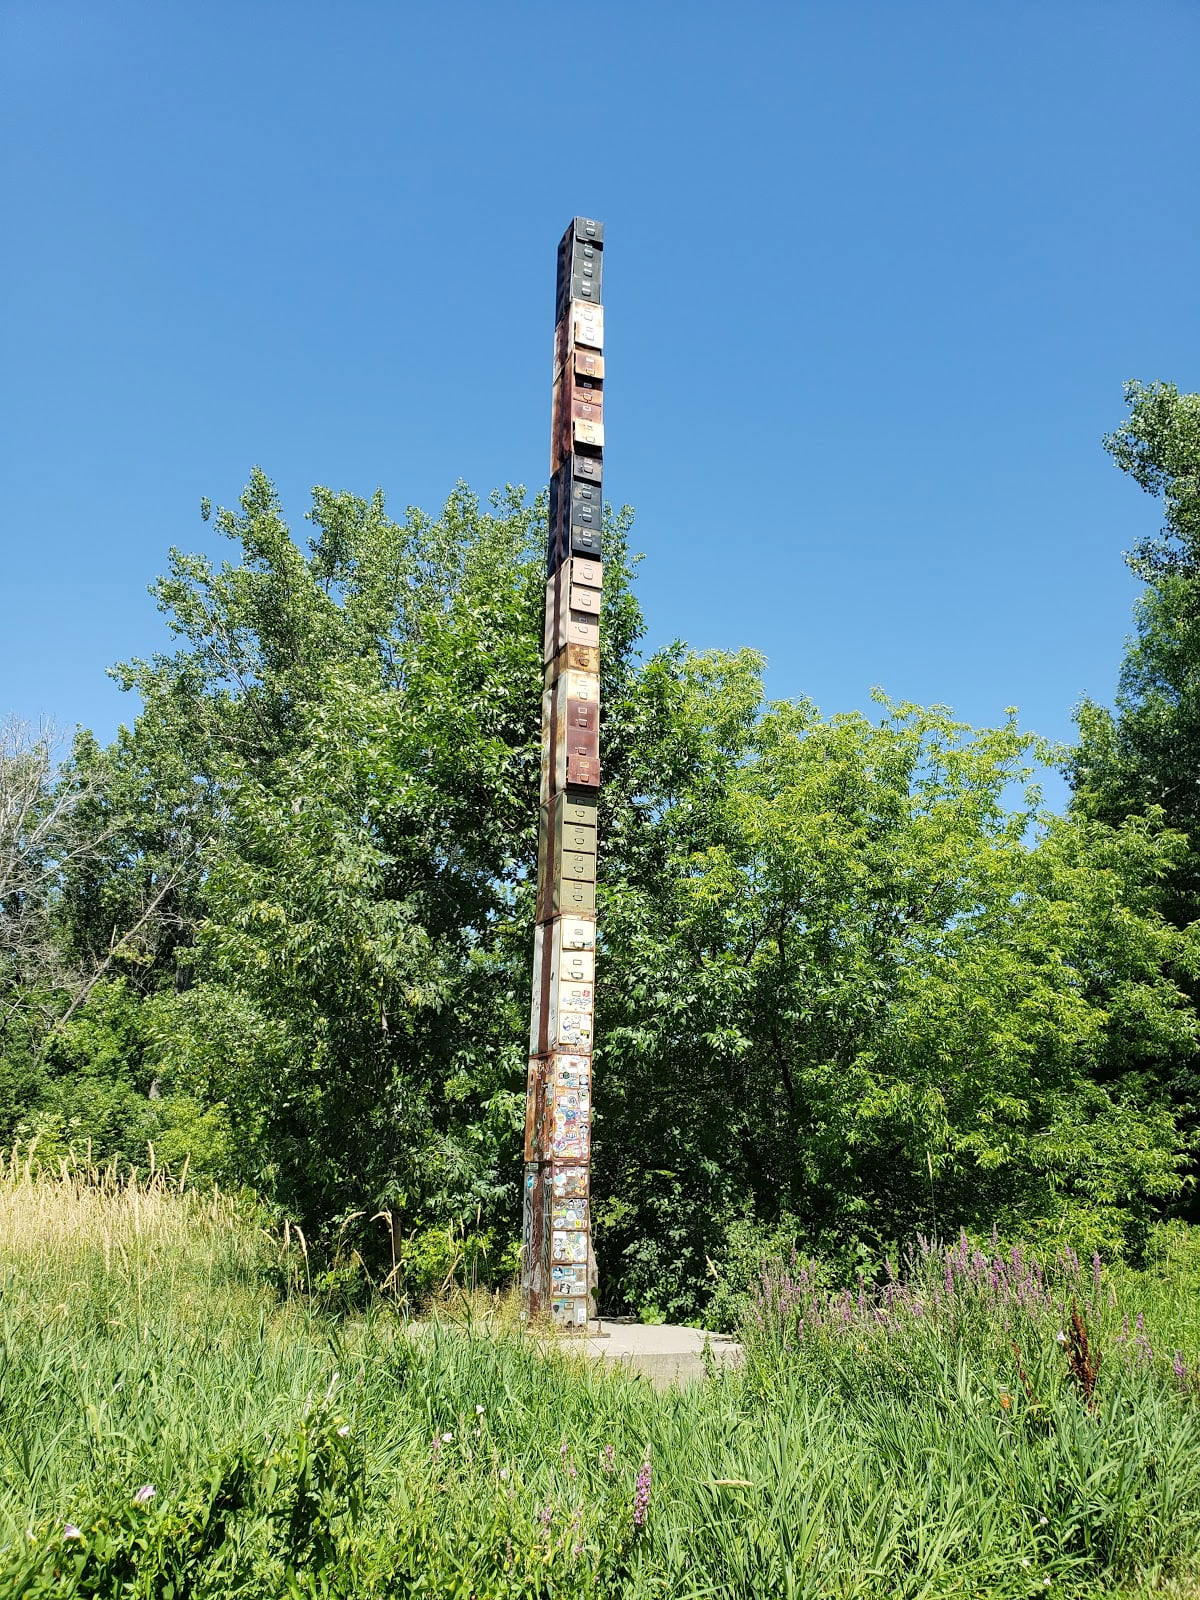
[2,1157,1200,1598]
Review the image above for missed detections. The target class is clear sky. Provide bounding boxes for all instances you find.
[3,2,1197,810]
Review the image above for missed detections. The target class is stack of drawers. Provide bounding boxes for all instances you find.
[522,218,605,1330]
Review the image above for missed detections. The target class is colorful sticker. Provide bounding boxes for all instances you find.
[557,1011,593,1048]
[553,1090,591,1117]
[554,1065,590,1094]
[552,1264,589,1295]
[551,1120,590,1160]
[551,1167,588,1199]
[551,1298,589,1327]
[552,1230,589,1263]
[558,983,594,1011]
[552,1197,587,1230]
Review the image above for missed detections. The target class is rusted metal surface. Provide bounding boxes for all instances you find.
[523,220,606,1332]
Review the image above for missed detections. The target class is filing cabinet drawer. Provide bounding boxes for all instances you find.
[551,1262,589,1295]
[556,943,594,983]
[552,1194,588,1231]
[563,725,598,762]
[548,643,600,677]
[547,789,598,834]
[554,877,596,914]
[552,1051,591,1088]
[551,1161,589,1197]
[551,1297,589,1326]
[571,451,603,485]
[546,609,600,660]
[559,665,599,702]
[570,417,604,450]
[552,1229,589,1263]
[559,848,595,881]
[572,302,604,349]
[560,819,596,854]
[573,348,604,379]
[566,753,600,789]
[555,1009,593,1049]
[557,669,599,709]
[567,556,603,589]
[564,697,598,735]
[559,916,596,951]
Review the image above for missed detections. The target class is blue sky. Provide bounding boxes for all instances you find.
[3,2,1197,810]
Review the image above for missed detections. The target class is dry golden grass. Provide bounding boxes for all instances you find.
[0,1146,228,1257]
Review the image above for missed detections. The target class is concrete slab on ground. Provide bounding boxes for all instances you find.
[576,1319,743,1388]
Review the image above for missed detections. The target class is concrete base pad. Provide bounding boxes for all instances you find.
[576,1318,743,1387]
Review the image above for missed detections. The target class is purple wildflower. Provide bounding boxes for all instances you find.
[540,1504,553,1526]
[1173,1351,1187,1386]
[633,1458,652,1530]
[601,1444,615,1473]
[63,1524,82,1541]
[133,1485,155,1506]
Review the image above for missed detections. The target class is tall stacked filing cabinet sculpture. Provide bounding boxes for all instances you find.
[522,217,605,1328]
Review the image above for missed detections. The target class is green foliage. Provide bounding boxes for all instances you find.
[597,687,1195,1314]
[1069,380,1200,1210]
[2,455,1197,1314]
[5,1173,1200,1598]
[1071,380,1200,925]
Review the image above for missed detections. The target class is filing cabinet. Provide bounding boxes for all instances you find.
[552,1194,588,1231]
[569,583,601,617]
[552,1161,589,1197]
[566,753,600,789]
[546,643,600,679]
[528,219,607,1328]
[559,916,596,951]
[556,241,603,309]
[554,876,596,915]
[551,1262,589,1295]
[559,847,595,881]
[571,451,602,485]
[572,302,604,350]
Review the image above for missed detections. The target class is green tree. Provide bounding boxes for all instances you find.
[1070,380,1200,928]
[109,472,649,1262]
[1068,381,1200,1210]
[595,684,1196,1316]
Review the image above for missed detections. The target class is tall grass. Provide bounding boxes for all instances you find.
[1,1158,1199,1597]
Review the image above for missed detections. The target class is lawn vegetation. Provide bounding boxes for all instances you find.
[3,1160,1199,1599]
